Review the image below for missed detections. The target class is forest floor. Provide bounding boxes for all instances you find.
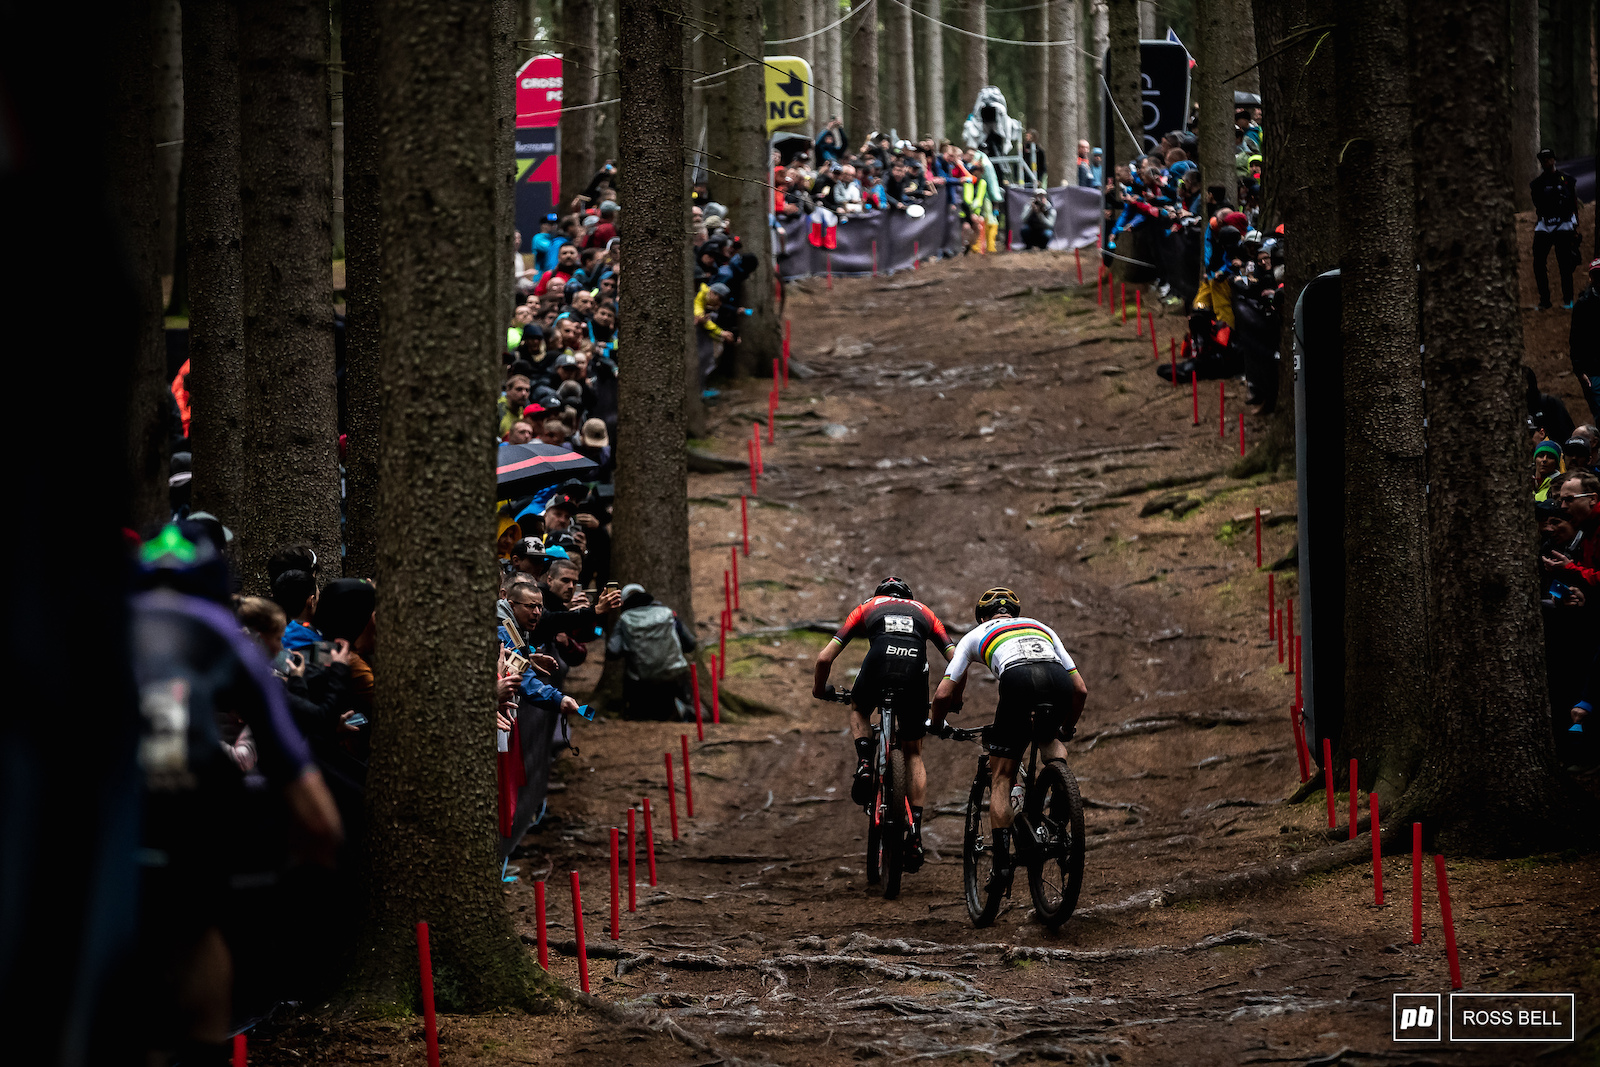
[256,218,1600,1066]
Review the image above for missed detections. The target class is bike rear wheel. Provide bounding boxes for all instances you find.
[881,748,907,900]
[1026,758,1086,929]
[962,757,1003,927]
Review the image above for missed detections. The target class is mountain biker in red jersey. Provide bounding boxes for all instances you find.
[812,577,956,870]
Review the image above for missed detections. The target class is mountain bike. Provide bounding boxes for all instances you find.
[825,685,912,900]
[947,717,1085,929]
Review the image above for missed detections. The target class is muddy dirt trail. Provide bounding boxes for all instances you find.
[261,251,1599,1067]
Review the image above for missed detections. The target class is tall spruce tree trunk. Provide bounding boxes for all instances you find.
[560,0,598,210]
[850,0,881,140]
[792,0,816,137]
[826,0,845,117]
[356,0,545,1012]
[918,0,944,139]
[1406,0,1565,853]
[115,0,170,530]
[813,0,832,130]
[330,8,347,257]
[1228,0,1259,94]
[1046,0,1078,188]
[881,6,900,136]
[1022,1,1048,161]
[1105,0,1140,167]
[895,0,917,137]
[1193,0,1233,198]
[1087,0,1107,158]
[153,0,185,282]
[183,0,245,528]
[960,0,987,113]
[728,0,782,377]
[1334,0,1428,800]
[1249,0,1336,449]
[594,0,620,166]
[614,0,694,618]
[1510,0,1540,211]
[237,0,342,590]
[344,0,382,578]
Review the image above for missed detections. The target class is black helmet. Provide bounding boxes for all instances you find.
[975,587,1021,623]
[874,576,913,600]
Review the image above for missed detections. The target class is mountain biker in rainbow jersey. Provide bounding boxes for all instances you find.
[931,587,1087,885]
[813,577,956,871]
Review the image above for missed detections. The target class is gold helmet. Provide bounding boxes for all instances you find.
[975,587,1021,623]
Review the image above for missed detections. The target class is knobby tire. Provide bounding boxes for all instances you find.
[882,748,907,900]
[963,756,1002,927]
[1026,758,1086,929]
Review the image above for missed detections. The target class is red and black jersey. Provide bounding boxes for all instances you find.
[829,596,956,658]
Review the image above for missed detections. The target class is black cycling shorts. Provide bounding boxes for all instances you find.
[986,660,1079,760]
[853,641,930,742]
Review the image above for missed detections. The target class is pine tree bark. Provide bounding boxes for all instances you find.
[344,0,382,579]
[356,0,546,1011]
[183,0,245,528]
[237,0,342,590]
[895,0,917,137]
[917,0,944,140]
[153,0,185,282]
[1022,0,1049,159]
[1136,0,1154,38]
[727,0,782,378]
[849,0,881,140]
[881,4,900,136]
[560,0,598,210]
[330,8,347,257]
[1193,0,1233,197]
[1046,0,1078,188]
[1250,0,1336,450]
[1087,0,1107,154]
[791,0,816,136]
[594,0,620,166]
[1228,0,1259,94]
[960,0,987,113]
[115,0,170,530]
[614,0,694,618]
[1334,0,1428,801]
[1105,0,1141,166]
[813,0,832,132]
[1406,0,1565,852]
[826,0,845,117]
[1510,0,1540,210]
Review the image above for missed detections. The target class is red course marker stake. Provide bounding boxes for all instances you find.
[913,239,919,268]
[1135,288,1143,335]
[1286,599,1295,672]
[1150,311,1159,360]
[731,547,740,610]
[1412,822,1424,943]
[608,827,621,939]
[1435,855,1463,989]
[642,797,658,885]
[681,734,695,817]
[690,664,703,740]
[710,657,720,724]
[1349,758,1359,840]
[1255,508,1263,569]
[1191,369,1199,425]
[233,1034,247,1067]
[415,922,441,1067]
[740,494,750,555]
[627,808,637,912]
[751,423,764,474]
[534,880,549,969]
[747,439,757,494]
[1277,608,1284,662]
[1294,637,1303,709]
[1294,708,1311,782]
[1074,246,1083,284]
[1238,412,1246,456]
[1219,381,1226,437]
[664,753,680,840]
[1322,737,1336,829]
[1371,794,1383,906]
[570,871,591,992]
[1268,572,1276,638]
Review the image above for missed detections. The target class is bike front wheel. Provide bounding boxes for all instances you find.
[881,748,907,900]
[1026,758,1086,929]
[962,757,1003,927]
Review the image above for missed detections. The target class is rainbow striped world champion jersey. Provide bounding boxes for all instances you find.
[944,616,1078,680]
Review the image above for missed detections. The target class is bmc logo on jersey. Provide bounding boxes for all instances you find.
[885,644,919,657]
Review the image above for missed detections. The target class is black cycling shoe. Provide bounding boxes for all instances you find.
[985,827,1015,895]
[903,833,925,873]
[851,760,873,807]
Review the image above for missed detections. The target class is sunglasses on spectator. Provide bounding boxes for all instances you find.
[1557,493,1596,504]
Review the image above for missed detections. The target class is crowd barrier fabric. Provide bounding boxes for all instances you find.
[1003,185,1105,252]
[775,203,963,277]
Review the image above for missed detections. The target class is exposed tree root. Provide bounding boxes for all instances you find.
[1078,837,1373,916]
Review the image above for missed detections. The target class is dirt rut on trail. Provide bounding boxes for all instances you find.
[257,252,1599,1067]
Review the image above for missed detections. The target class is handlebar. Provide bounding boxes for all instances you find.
[819,685,853,704]
[944,725,987,742]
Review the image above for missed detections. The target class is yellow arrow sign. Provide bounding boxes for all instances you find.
[764,56,813,135]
